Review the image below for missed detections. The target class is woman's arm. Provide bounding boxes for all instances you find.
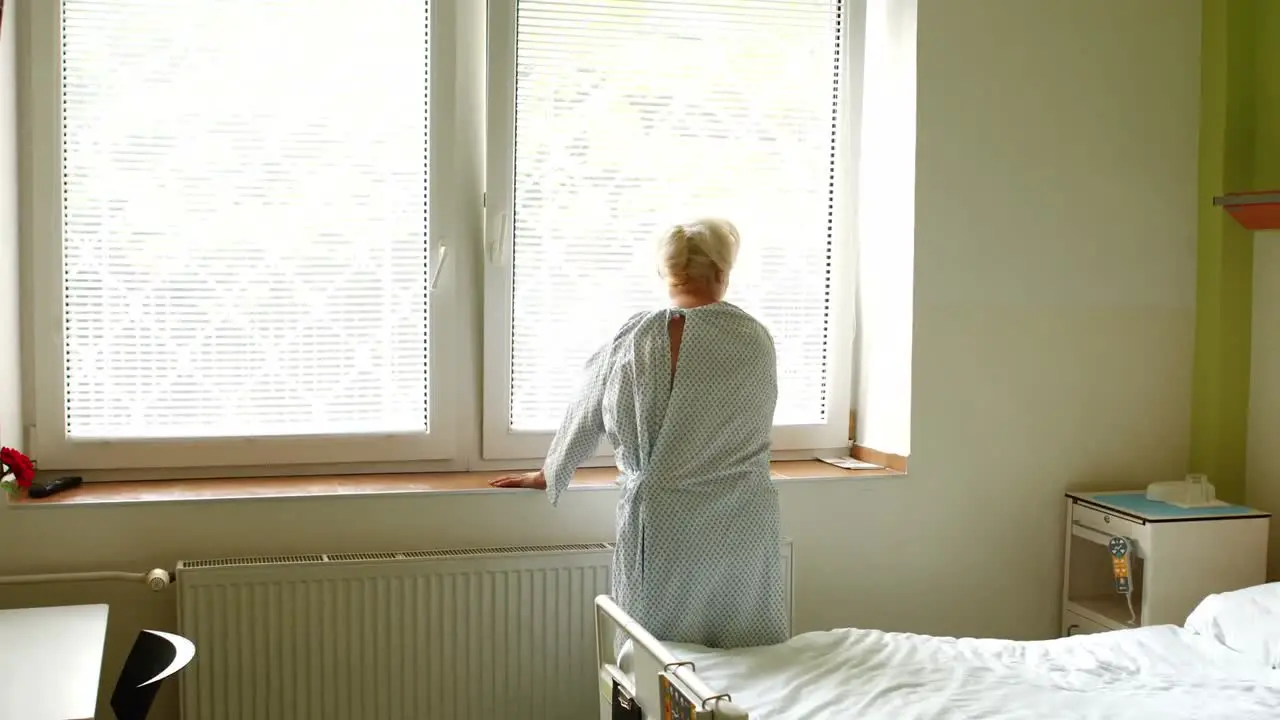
[540,342,610,506]
[488,341,610,503]
[491,313,643,501]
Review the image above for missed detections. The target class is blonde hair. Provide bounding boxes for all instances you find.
[657,218,741,288]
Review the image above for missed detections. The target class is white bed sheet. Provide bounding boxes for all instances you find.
[667,625,1280,719]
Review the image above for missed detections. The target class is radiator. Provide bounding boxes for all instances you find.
[175,543,613,720]
[175,540,793,720]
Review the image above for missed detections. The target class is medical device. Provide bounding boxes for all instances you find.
[1108,535,1138,626]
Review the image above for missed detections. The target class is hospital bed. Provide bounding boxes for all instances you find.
[594,585,1280,719]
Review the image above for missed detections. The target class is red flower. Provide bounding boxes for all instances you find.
[0,447,36,488]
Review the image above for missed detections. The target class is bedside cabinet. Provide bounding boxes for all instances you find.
[1061,491,1270,636]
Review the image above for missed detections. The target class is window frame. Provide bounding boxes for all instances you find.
[480,0,858,461]
[17,0,861,476]
[21,0,465,470]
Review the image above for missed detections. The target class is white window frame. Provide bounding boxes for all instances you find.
[21,0,465,471]
[18,0,861,475]
[480,0,858,461]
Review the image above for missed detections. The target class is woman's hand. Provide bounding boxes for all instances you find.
[489,470,547,490]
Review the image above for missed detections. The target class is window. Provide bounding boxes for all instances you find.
[482,0,854,459]
[24,0,857,473]
[27,0,451,469]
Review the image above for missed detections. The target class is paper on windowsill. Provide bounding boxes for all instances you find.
[818,456,884,471]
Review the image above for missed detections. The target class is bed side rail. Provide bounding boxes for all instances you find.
[594,594,749,719]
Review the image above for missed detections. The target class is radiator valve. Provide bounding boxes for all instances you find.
[145,568,172,591]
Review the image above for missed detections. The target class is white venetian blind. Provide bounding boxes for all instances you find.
[58,0,431,440]
[507,0,844,432]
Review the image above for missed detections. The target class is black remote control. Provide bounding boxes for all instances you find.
[27,476,83,499]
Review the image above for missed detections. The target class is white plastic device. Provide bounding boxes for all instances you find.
[1146,474,1222,508]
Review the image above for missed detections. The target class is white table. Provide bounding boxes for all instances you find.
[1062,491,1269,635]
[0,604,109,720]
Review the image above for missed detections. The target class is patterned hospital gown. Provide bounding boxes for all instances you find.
[543,301,788,649]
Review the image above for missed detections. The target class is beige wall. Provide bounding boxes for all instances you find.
[1244,5,1280,579]
[1249,232,1280,576]
[1,1,20,444]
[0,0,1203,717]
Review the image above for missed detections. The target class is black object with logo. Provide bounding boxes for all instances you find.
[110,630,194,720]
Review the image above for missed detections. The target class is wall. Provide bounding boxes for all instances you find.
[1190,0,1258,506]
[855,0,916,457]
[1244,0,1280,577]
[0,0,1203,717]
[0,2,19,448]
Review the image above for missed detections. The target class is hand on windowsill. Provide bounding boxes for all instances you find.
[489,470,547,490]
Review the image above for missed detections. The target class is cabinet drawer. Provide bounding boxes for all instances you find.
[1072,502,1148,545]
[1062,609,1111,637]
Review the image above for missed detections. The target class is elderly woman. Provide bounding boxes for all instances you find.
[491,218,787,649]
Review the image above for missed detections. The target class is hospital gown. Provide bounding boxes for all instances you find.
[544,301,788,649]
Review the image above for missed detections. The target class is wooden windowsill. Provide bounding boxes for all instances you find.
[7,460,900,508]
[850,444,909,473]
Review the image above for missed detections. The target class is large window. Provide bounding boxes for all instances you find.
[24,0,856,472]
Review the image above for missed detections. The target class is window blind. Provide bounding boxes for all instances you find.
[58,0,431,440]
[506,0,844,432]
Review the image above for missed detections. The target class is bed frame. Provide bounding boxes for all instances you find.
[594,594,750,719]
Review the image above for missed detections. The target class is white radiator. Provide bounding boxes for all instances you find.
[175,540,793,720]
[175,543,613,720]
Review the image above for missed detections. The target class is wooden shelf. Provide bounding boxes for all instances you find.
[1213,191,1280,230]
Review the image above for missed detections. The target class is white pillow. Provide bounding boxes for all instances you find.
[1185,582,1280,667]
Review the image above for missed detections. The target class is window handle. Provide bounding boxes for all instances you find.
[429,245,449,291]
[486,211,510,265]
